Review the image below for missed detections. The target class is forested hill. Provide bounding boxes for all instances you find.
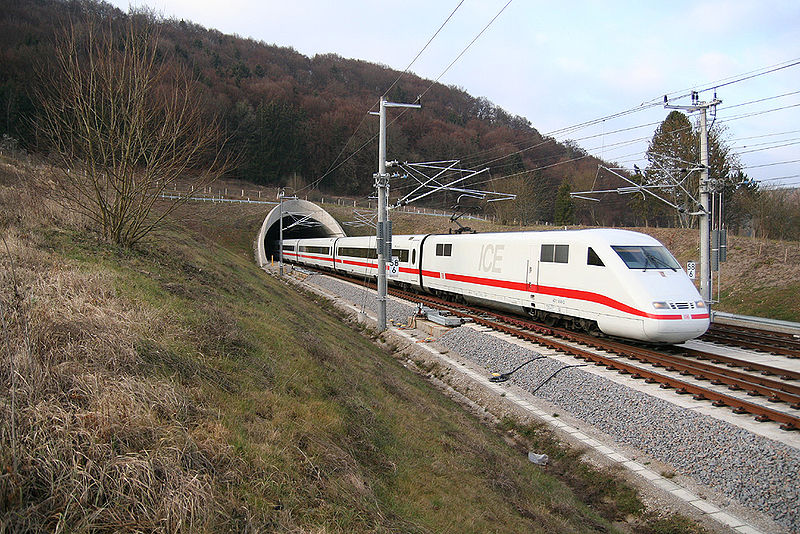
[1,0,623,224]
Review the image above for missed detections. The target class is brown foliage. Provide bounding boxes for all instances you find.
[1,0,618,222]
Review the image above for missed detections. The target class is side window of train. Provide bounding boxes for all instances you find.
[587,247,605,266]
[554,244,568,263]
[412,249,416,265]
[391,249,409,262]
[339,247,377,259]
[541,244,568,263]
[299,245,330,254]
[435,243,452,257]
[541,244,554,262]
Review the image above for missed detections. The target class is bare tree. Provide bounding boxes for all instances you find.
[746,186,800,241]
[37,10,227,246]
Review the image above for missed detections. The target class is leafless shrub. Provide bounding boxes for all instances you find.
[746,186,800,241]
[36,10,229,246]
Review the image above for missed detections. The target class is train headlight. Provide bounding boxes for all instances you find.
[695,300,706,308]
[652,301,670,309]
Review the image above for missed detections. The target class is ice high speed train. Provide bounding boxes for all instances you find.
[282,229,710,343]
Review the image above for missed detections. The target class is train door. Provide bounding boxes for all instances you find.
[526,245,539,293]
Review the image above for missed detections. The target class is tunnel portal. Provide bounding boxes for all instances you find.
[255,199,346,266]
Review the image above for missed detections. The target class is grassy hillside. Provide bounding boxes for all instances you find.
[0,159,714,532]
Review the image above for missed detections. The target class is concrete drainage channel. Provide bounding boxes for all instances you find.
[280,269,794,534]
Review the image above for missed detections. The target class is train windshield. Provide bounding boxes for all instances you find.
[611,245,680,270]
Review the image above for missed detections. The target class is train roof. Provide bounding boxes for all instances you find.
[393,228,661,245]
[291,229,665,248]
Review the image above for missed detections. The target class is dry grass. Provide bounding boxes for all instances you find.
[0,163,237,532]
[0,158,87,232]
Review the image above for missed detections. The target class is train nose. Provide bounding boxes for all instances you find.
[645,315,710,343]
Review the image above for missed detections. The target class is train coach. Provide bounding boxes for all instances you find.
[284,228,709,344]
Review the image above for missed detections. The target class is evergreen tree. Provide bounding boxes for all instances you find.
[645,111,698,228]
[554,181,575,225]
[645,111,752,231]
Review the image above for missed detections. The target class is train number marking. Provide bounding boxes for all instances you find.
[478,244,504,273]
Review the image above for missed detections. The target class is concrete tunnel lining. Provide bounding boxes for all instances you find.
[255,199,346,267]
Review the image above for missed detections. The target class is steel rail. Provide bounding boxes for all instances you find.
[711,322,800,342]
[678,346,800,382]
[554,331,800,407]
[389,285,800,429]
[467,315,800,431]
[703,324,800,358]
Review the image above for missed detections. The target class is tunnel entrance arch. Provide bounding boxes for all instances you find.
[255,199,346,266]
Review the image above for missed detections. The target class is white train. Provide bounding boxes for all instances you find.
[282,229,710,343]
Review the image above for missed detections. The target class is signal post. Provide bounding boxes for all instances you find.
[665,93,721,306]
[373,96,420,332]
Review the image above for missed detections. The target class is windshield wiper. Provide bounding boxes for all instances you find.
[644,252,676,271]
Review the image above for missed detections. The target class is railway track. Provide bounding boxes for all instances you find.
[310,269,800,431]
[702,323,800,358]
[453,311,800,431]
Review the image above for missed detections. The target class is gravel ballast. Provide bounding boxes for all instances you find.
[302,273,799,532]
[439,326,800,532]
[306,274,417,323]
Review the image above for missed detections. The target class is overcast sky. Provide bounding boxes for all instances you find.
[107,0,800,188]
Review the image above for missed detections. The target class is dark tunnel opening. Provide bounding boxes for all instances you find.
[263,215,334,262]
